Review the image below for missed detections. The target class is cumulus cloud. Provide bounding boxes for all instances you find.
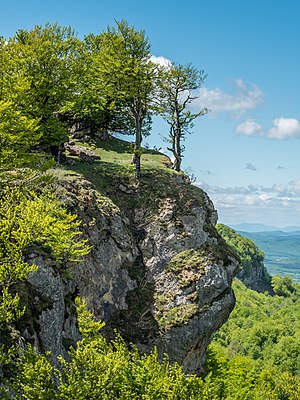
[287,180,300,196]
[193,79,264,116]
[149,55,171,68]
[198,180,300,199]
[245,163,257,171]
[267,117,300,140]
[272,183,288,194]
[196,180,300,226]
[236,117,300,140]
[236,117,263,135]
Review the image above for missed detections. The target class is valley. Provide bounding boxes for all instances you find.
[236,230,300,282]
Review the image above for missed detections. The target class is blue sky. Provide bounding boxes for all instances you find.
[2,0,300,227]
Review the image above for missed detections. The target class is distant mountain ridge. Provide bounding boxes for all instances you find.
[230,223,300,233]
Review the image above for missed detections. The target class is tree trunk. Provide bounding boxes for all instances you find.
[133,113,143,180]
[173,129,182,171]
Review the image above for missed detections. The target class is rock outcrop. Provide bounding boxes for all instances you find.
[20,166,239,374]
[216,224,273,294]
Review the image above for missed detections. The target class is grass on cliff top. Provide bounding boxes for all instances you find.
[56,136,208,217]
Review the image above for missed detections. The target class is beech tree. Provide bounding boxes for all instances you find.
[71,34,136,136]
[157,63,208,171]
[11,23,81,157]
[0,37,41,168]
[0,101,40,168]
[96,20,156,180]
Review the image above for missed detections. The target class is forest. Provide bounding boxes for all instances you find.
[0,21,299,399]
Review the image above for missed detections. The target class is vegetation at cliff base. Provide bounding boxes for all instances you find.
[0,18,300,399]
[2,287,299,399]
[209,277,300,380]
[216,223,272,292]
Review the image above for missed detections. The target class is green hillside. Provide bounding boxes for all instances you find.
[239,230,300,282]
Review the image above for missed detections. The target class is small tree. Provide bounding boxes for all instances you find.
[157,63,208,171]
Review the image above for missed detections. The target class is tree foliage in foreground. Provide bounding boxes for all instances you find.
[3,294,299,399]
[5,298,210,399]
[1,23,81,161]
[0,101,40,168]
[1,20,209,178]
[0,185,90,377]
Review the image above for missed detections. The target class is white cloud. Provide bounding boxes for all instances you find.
[236,117,300,140]
[288,180,300,195]
[272,183,287,194]
[258,193,271,202]
[236,117,263,135]
[193,79,264,116]
[149,55,171,68]
[267,117,300,140]
[196,180,300,226]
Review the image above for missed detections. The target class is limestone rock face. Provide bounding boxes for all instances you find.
[151,252,238,374]
[237,261,272,293]
[26,261,66,362]
[138,198,218,278]
[22,172,239,374]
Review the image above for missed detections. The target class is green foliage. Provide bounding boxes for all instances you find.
[206,343,300,400]
[7,23,81,149]
[0,101,40,168]
[8,297,215,399]
[93,20,157,179]
[73,33,136,135]
[272,275,300,298]
[0,187,89,272]
[10,295,299,399]
[216,223,270,282]
[80,21,155,137]
[75,297,106,338]
[12,347,56,400]
[0,186,90,340]
[155,62,208,171]
[212,279,300,375]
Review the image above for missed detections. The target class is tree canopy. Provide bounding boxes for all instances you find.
[0,21,209,178]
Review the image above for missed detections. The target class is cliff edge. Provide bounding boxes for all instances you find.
[21,137,239,374]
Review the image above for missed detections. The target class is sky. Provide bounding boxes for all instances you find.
[2,0,300,227]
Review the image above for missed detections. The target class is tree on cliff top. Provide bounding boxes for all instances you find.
[10,23,81,157]
[94,20,157,180]
[156,63,208,171]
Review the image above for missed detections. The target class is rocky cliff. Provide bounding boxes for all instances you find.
[20,138,239,374]
[216,224,273,294]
